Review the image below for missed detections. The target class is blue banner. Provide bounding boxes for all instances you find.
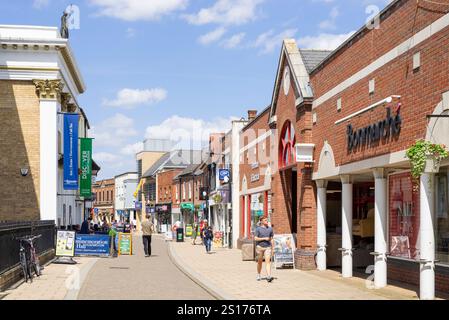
[74,234,110,256]
[63,113,79,190]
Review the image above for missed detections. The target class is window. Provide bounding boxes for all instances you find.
[279,121,296,168]
[189,182,192,199]
[183,182,186,199]
[436,168,449,264]
[176,185,179,200]
[63,204,67,227]
[389,172,420,260]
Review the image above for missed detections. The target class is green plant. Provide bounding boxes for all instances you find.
[406,140,448,179]
[212,193,222,204]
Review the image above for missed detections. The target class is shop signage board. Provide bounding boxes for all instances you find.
[295,143,315,163]
[219,169,230,182]
[250,173,260,182]
[74,234,110,256]
[273,234,296,269]
[346,107,402,152]
[118,232,133,255]
[186,224,193,237]
[79,138,93,198]
[63,113,79,190]
[56,231,76,257]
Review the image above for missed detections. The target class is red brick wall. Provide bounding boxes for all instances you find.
[156,169,181,204]
[311,0,449,169]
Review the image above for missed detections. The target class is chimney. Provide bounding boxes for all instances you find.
[248,110,257,121]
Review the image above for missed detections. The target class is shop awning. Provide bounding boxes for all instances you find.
[180,203,194,211]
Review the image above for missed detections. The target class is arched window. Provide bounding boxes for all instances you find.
[279,121,296,168]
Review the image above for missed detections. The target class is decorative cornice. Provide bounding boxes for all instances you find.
[33,79,64,100]
[60,92,71,111]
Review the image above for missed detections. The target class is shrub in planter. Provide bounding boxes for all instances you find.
[406,140,449,180]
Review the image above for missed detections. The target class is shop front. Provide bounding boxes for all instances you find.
[208,190,231,248]
[155,203,171,233]
[180,203,194,237]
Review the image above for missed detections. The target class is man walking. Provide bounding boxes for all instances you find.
[254,216,274,282]
[141,214,155,257]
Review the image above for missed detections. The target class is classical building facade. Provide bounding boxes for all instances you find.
[0,25,91,226]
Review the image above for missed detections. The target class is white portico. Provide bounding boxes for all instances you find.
[0,25,88,226]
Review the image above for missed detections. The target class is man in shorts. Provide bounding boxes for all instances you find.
[254,216,274,282]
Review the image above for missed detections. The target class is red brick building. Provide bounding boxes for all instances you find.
[93,178,115,223]
[261,0,449,298]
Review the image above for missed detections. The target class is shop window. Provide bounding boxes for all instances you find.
[389,172,420,260]
[436,168,449,264]
[250,193,265,236]
[279,121,296,169]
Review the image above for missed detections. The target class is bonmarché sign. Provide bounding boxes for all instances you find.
[347,107,401,152]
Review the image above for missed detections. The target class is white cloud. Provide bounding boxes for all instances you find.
[145,115,236,150]
[184,0,265,26]
[252,28,298,54]
[120,142,144,155]
[90,113,138,148]
[89,0,188,21]
[221,32,246,48]
[198,27,227,45]
[33,0,50,8]
[103,88,167,108]
[319,6,339,30]
[93,152,120,163]
[297,31,355,50]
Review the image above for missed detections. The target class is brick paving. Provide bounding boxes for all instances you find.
[77,234,214,300]
[169,240,422,300]
[2,256,97,300]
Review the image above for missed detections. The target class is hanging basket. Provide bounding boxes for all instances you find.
[406,140,448,179]
[424,157,441,174]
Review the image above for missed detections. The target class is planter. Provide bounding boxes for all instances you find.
[424,157,441,174]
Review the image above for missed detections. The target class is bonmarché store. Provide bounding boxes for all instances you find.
[309,0,449,299]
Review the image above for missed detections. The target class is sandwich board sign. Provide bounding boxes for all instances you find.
[118,232,133,255]
[273,234,295,269]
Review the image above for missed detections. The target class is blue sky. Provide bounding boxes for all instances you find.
[0,0,391,179]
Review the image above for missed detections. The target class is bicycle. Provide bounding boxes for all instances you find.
[16,234,42,283]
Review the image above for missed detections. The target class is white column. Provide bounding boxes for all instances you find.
[373,168,388,288]
[420,172,436,300]
[39,98,59,222]
[341,175,353,278]
[316,180,328,271]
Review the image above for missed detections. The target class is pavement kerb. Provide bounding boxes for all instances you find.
[167,241,235,300]
[64,257,99,300]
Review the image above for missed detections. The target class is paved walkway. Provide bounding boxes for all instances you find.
[77,234,213,300]
[169,240,422,300]
[2,256,98,300]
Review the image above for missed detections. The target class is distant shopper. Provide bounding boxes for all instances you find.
[141,214,155,257]
[200,219,207,244]
[108,224,118,257]
[80,217,92,234]
[255,216,274,282]
[203,226,214,254]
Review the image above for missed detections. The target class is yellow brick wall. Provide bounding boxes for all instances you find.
[0,80,40,221]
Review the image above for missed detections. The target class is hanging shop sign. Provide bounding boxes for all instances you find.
[219,169,230,182]
[56,230,76,257]
[63,113,79,190]
[347,107,402,152]
[74,234,110,256]
[135,201,142,210]
[118,232,133,255]
[273,234,296,269]
[80,138,93,198]
[181,203,194,211]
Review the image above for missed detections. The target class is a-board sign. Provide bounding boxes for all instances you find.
[273,234,295,269]
[186,224,193,237]
[118,232,132,255]
[75,234,110,256]
[56,231,76,257]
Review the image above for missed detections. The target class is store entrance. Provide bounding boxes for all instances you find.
[326,180,375,271]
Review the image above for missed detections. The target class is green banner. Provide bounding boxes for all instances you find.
[80,138,93,198]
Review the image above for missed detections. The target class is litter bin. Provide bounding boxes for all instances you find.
[241,239,255,261]
[176,227,184,242]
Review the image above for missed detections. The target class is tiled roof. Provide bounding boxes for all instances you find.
[299,49,332,74]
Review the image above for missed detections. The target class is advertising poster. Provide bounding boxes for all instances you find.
[63,113,79,190]
[56,231,76,257]
[273,234,295,269]
[118,233,133,255]
[79,138,93,198]
[74,234,110,256]
[390,235,411,259]
[186,224,193,237]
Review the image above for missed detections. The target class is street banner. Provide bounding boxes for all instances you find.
[63,113,79,190]
[273,234,296,269]
[56,231,76,257]
[74,234,110,256]
[118,232,132,255]
[79,138,93,198]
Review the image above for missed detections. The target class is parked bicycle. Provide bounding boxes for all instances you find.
[16,234,42,283]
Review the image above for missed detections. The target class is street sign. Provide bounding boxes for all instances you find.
[118,233,133,255]
[219,169,230,182]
